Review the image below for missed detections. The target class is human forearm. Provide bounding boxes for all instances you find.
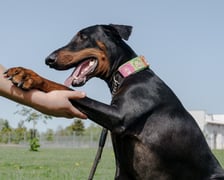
[0,65,87,118]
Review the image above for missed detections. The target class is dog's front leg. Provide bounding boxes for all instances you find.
[71,98,125,132]
[4,67,71,92]
[71,85,157,133]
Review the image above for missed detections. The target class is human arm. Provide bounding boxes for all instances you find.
[0,64,87,119]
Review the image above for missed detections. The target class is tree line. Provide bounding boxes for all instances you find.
[0,105,103,150]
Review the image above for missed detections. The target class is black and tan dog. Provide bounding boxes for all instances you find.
[5,24,224,179]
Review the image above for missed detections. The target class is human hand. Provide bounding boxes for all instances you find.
[30,90,87,119]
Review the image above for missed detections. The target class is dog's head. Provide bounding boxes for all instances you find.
[45,24,133,87]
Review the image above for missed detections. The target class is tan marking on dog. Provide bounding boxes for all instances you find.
[57,46,110,78]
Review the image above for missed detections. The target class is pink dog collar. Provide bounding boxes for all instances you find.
[118,56,149,77]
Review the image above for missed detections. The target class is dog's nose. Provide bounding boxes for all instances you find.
[45,53,57,66]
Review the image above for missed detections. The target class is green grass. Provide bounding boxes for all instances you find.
[0,147,223,180]
[213,150,224,167]
[0,146,115,180]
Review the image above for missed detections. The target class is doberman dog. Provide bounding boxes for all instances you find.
[5,24,224,180]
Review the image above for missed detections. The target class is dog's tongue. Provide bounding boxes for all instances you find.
[64,64,82,87]
[64,76,74,87]
[64,60,91,87]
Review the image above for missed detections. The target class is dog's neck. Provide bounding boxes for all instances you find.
[118,56,149,77]
[109,56,149,96]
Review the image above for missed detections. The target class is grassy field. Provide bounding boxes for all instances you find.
[0,146,115,180]
[0,146,224,180]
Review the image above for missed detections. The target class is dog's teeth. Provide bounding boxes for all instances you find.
[89,60,95,66]
[83,77,86,83]
[17,81,24,88]
[7,76,13,80]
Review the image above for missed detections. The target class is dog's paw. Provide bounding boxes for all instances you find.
[4,67,44,90]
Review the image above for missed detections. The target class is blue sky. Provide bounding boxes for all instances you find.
[0,0,224,132]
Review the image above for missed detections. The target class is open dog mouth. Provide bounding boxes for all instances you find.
[64,58,98,87]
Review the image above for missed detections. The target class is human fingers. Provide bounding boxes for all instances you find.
[63,90,86,99]
[60,90,87,119]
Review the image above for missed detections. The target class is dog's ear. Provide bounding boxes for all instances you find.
[109,24,133,41]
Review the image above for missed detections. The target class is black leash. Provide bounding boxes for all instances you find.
[88,74,121,180]
[88,128,108,180]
